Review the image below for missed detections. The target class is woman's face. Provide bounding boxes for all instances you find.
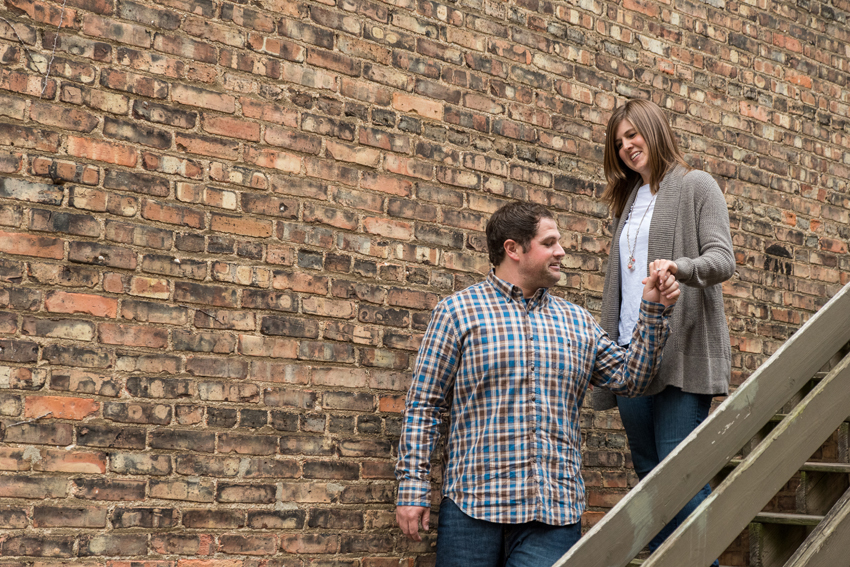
[615,118,651,184]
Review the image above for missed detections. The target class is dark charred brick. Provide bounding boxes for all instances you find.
[207,407,238,428]
[261,315,320,338]
[307,508,363,530]
[357,305,410,327]
[0,535,75,557]
[111,507,178,528]
[174,454,241,477]
[239,409,268,428]
[149,429,215,452]
[271,411,299,432]
[246,509,306,529]
[182,509,245,528]
[125,376,195,399]
[3,422,73,445]
[216,483,276,503]
[279,435,334,456]
[242,457,300,478]
[302,460,359,480]
[72,478,146,501]
[104,401,172,425]
[103,169,170,197]
[77,424,146,449]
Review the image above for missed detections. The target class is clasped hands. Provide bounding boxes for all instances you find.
[642,259,679,307]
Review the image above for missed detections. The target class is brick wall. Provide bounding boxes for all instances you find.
[0,0,848,564]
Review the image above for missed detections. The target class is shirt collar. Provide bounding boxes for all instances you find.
[486,270,550,308]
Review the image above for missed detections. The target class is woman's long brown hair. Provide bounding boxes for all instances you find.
[602,99,690,218]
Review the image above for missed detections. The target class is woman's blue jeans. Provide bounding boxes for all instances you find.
[435,498,581,567]
[617,386,719,566]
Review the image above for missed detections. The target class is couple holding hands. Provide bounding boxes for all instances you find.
[395,99,735,567]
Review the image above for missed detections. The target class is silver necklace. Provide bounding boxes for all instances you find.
[625,192,656,271]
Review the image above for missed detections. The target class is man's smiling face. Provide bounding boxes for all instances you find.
[515,217,565,294]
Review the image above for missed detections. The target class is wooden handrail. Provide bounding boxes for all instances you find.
[643,353,850,565]
[554,282,850,567]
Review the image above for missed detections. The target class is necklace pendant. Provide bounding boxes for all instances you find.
[627,258,635,270]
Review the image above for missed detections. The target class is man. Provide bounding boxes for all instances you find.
[395,202,680,567]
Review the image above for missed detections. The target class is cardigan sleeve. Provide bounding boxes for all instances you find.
[673,170,735,288]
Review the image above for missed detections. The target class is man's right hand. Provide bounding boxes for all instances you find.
[642,259,680,308]
[397,505,430,541]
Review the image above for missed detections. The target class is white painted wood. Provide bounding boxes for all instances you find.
[783,487,850,567]
[553,283,850,567]
[641,353,850,566]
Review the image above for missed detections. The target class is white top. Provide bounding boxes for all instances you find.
[618,183,656,345]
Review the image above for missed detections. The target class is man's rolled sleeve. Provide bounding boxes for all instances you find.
[591,299,672,396]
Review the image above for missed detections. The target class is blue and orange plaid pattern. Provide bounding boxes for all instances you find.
[397,271,672,525]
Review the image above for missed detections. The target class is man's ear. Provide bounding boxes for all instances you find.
[503,239,521,262]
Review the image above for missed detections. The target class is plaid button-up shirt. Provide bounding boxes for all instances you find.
[396,272,672,525]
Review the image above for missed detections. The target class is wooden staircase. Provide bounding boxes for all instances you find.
[729,368,850,567]
[554,282,850,567]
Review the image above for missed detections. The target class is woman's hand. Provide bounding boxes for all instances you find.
[651,259,678,283]
[642,260,680,307]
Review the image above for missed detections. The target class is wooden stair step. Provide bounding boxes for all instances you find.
[627,560,734,567]
[769,413,850,424]
[753,512,825,526]
[727,459,850,474]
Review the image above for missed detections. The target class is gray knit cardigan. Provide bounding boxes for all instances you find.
[593,165,735,410]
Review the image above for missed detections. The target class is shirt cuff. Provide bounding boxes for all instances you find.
[397,479,431,508]
[638,298,673,320]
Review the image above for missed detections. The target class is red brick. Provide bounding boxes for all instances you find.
[67,136,138,167]
[0,447,31,471]
[240,97,298,126]
[210,213,273,237]
[363,217,413,239]
[392,92,443,120]
[279,534,339,554]
[25,395,100,420]
[384,155,434,181]
[44,291,118,318]
[30,101,99,132]
[175,133,239,160]
[99,322,169,348]
[101,68,168,97]
[244,147,302,173]
[264,125,321,154]
[142,199,205,228]
[0,230,64,259]
[0,68,58,99]
[326,140,381,167]
[172,84,236,112]
[203,114,260,141]
[82,14,151,47]
[247,32,304,61]
[177,561,240,567]
[154,32,217,64]
[378,395,404,413]
[30,156,99,185]
[34,449,108,473]
[340,77,392,105]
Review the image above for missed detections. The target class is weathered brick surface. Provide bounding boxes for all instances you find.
[0,0,847,565]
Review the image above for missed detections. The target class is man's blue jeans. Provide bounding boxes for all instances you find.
[435,498,581,567]
[617,386,719,566]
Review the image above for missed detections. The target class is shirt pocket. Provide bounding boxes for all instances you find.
[542,333,577,379]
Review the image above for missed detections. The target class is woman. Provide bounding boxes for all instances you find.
[598,99,735,558]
